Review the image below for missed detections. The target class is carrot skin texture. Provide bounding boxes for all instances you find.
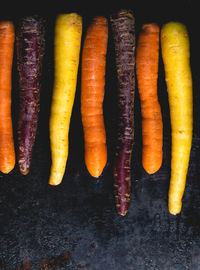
[161,22,193,215]
[110,10,135,216]
[16,16,45,175]
[136,23,163,174]
[81,16,108,178]
[49,14,82,186]
[0,21,15,174]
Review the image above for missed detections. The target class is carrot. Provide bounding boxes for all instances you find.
[110,10,135,216]
[16,16,45,175]
[49,13,82,186]
[136,23,163,174]
[0,21,15,174]
[81,16,108,178]
[161,22,193,215]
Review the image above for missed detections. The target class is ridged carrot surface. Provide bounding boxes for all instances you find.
[81,16,108,178]
[0,21,15,174]
[16,16,45,175]
[110,10,135,216]
[136,23,163,174]
[161,22,193,215]
[49,13,82,186]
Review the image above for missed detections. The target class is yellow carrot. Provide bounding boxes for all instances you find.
[49,13,82,185]
[161,22,193,215]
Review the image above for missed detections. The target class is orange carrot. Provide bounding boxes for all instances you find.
[81,16,108,178]
[0,21,15,174]
[136,23,163,174]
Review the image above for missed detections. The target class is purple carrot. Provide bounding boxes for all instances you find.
[110,10,135,216]
[16,16,45,175]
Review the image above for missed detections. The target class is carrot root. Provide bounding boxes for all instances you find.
[16,16,45,175]
[49,13,82,186]
[110,10,135,216]
[81,16,108,178]
[161,22,193,215]
[0,21,15,174]
[136,23,163,174]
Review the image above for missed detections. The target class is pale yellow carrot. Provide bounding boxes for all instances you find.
[161,21,193,215]
[49,13,82,185]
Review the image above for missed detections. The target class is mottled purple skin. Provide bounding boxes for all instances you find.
[110,10,135,216]
[16,16,45,175]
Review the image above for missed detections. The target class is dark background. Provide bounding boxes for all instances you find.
[0,1,200,269]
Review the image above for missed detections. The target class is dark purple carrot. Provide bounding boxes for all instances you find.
[16,15,45,175]
[110,10,135,216]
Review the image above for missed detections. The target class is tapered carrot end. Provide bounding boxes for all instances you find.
[0,164,15,174]
[169,200,182,215]
[168,193,182,215]
[142,149,163,175]
[18,160,30,176]
[49,176,63,186]
[116,200,129,216]
[49,180,61,186]
[118,210,128,216]
[19,168,29,176]
[48,168,64,186]
[85,145,107,178]
[0,154,15,174]
[143,165,161,175]
[143,161,162,175]
[87,165,106,178]
[115,191,130,217]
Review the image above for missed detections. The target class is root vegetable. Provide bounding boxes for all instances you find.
[136,23,163,174]
[16,16,45,175]
[0,21,15,174]
[49,13,82,186]
[110,10,135,216]
[81,16,108,178]
[161,21,193,215]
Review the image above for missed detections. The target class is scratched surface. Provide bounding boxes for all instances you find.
[1,2,200,270]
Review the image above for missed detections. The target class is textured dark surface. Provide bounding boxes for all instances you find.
[0,2,200,270]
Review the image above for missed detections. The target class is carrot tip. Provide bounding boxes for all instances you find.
[0,162,15,174]
[19,162,30,175]
[0,168,14,174]
[49,176,62,186]
[20,169,29,176]
[49,181,61,186]
[88,169,104,179]
[144,166,161,175]
[118,210,128,216]
[142,158,162,175]
[169,202,182,215]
